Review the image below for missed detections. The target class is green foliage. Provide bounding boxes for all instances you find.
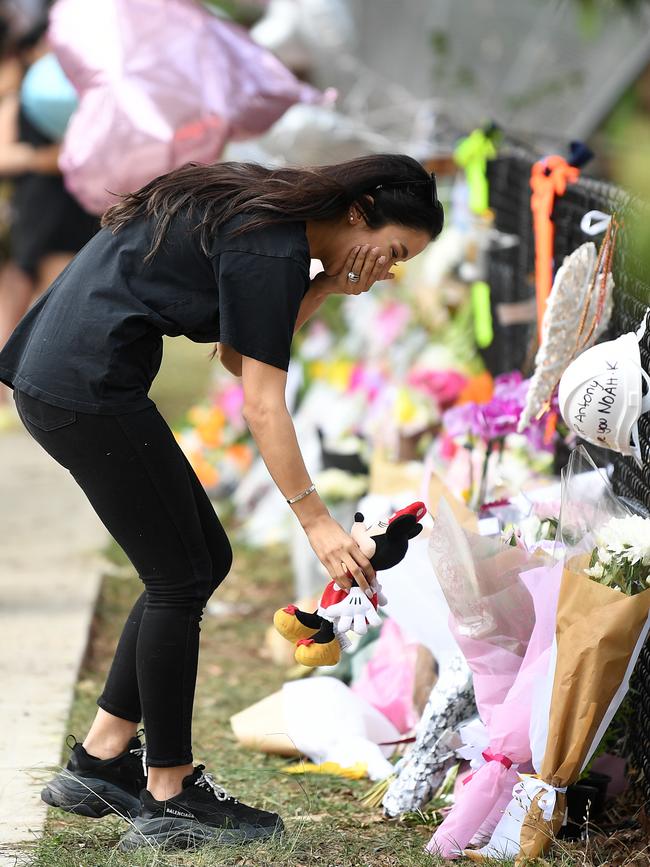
[575,0,650,38]
[576,0,649,12]
[429,30,449,57]
[202,0,266,27]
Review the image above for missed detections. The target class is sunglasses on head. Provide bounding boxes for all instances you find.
[374,172,439,205]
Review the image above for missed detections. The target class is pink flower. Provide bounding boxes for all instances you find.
[439,433,458,461]
[216,383,245,433]
[533,500,561,520]
[406,369,468,409]
[374,302,411,348]
[348,363,386,402]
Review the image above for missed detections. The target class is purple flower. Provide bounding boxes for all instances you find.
[480,372,532,440]
[442,370,557,448]
[493,370,524,396]
[481,398,523,439]
[442,402,484,439]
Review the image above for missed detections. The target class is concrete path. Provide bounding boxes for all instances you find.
[0,424,106,864]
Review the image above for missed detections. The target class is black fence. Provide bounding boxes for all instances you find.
[486,150,650,799]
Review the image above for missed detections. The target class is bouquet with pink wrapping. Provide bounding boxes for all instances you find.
[49,0,324,214]
[426,498,556,859]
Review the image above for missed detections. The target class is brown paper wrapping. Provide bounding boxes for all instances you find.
[517,556,650,862]
[230,691,299,756]
[517,791,566,863]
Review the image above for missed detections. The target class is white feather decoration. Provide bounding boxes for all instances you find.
[519,242,614,431]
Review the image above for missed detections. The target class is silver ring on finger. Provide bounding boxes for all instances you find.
[347,271,360,283]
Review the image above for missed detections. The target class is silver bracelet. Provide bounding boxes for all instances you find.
[286,483,316,505]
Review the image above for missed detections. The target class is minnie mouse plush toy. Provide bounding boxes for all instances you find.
[273,501,426,666]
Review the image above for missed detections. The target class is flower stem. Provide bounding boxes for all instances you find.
[475,438,494,510]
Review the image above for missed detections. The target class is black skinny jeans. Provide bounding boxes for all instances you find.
[14,390,233,767]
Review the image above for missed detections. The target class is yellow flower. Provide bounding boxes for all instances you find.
[328,359,354,390]
[187,405,210,426]
[195,408,226,448]
[395,387,418,424]
[308,358,354,390]
[282,761,367,779]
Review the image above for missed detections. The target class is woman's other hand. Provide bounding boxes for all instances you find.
[303,513,375,596]
[312,245,395,297]
[30,144,61,174]
[0,91,61,175]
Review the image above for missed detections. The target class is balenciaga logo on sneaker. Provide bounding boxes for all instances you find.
[165,808,194,819]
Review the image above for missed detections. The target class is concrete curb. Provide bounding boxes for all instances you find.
[0,430,107,863]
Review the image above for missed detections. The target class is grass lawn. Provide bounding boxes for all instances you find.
[36,540,442,867]
[149,336,215,427]
[19,338,648,866]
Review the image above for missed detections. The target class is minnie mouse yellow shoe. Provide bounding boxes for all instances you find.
[272,605,320,643]
[294,635,341,668]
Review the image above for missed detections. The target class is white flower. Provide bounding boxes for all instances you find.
[585,563,605,579]
[315,468,368,503]
[597,547,612,565]
[513,515,541,549]
[595,516,650,568]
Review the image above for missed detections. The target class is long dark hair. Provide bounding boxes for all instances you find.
[102,154,444,262]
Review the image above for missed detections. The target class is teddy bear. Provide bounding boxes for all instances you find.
[273,501,426,667]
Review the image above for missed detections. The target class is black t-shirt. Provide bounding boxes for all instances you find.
[0,210,310,414]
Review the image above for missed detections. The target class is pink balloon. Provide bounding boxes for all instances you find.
[49,0,324,214]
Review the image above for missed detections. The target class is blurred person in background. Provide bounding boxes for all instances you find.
[0,12,98,424]
[0,154,443,851]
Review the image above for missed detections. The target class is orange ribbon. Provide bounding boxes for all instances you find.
[530,156,580,342]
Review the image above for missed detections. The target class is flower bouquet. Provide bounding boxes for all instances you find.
[448,553,563,861]
[426,498,560,859]
[514,447,650,862]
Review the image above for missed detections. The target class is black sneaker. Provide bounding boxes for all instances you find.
[41,734,146,819]
[119,765,284,851]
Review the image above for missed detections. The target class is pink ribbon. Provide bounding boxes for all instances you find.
[463,748,513,786]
